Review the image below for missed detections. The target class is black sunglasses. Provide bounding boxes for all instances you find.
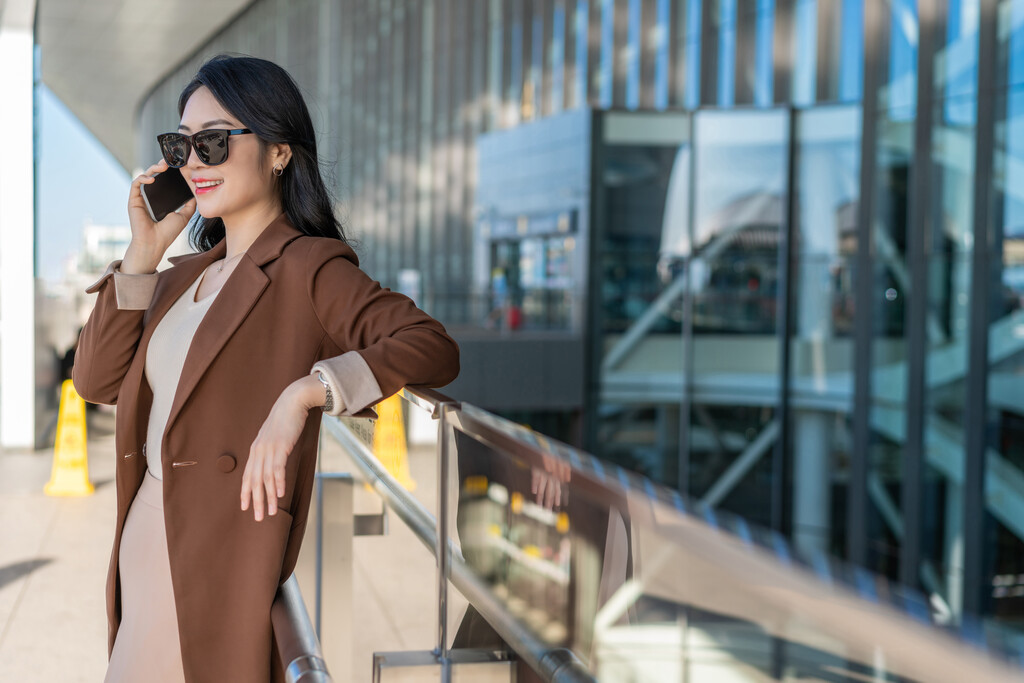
[157,128,254,167]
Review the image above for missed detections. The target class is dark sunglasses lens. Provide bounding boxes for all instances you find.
[158,134,189,167]
[193,130,229,165]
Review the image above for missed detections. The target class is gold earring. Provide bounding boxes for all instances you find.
[273,163,284,177]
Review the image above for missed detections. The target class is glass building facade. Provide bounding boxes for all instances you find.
[136,0,1024,642]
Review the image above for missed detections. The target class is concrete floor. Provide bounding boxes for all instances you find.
[0,406,457,682]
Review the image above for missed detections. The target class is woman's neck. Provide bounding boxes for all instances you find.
[220,200,284,260]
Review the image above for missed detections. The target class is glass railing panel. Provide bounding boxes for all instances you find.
[442,411,590,681]
[441,402,1024,682]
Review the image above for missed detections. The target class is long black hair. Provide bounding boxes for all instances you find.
[177,54,348,250]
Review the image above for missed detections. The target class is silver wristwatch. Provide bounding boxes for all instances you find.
[315,371,334,413]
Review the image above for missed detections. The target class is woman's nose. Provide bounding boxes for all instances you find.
[186,142,206,169]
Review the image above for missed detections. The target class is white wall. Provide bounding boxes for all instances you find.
[0,0,38,449]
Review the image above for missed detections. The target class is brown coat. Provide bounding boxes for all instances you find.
[72,213,460,682]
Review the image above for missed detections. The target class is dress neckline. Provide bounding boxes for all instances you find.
[189,263,221,306]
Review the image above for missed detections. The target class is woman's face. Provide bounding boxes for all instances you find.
[177,86,278,221]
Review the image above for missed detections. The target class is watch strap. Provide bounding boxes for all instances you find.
[315,371,334,413]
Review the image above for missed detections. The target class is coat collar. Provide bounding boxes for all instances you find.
[140,211,304,444]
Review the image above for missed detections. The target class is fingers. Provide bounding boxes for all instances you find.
[534,470,559,510]
[147,157,169,175]
[531,466,566,510]
[151,197,196,247]
[262,455,278,517]
[240,455,265,521]
[241,444,288,522]
[176,197,197,217]
[241,446,267,521]
[131,159,169,190]
[547,479,561,509]
[541,455,571,482]
[537,471,556,509]
[240,467,251,511]
[275,456,286,498]
[129,160,171,217]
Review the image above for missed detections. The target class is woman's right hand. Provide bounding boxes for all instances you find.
[122,158,197,274]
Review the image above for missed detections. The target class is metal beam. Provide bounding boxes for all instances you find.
[849,0,884,567]
[963,0,999,620]
[583,109,605,456]
[773,107,798,534]
[700,420,781,509]
[901,0,941,591]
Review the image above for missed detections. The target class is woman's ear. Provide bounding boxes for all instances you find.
[270,142,293,171]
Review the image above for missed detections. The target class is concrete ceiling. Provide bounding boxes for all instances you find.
[35,0,253,172]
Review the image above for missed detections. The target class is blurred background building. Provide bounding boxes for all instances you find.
[5,0,1023,654]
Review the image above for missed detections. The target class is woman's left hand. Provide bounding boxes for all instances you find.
[241,375,324,521]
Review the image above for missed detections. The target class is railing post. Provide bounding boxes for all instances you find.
[437,402,456,682]
[313,471,355,680]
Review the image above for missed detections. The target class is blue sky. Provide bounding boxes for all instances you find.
[37,84,131,282]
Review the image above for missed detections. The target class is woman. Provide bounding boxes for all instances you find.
[72,55,460,683]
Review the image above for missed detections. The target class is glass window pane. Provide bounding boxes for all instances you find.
[626,0,641,108]
[866,109,915,581]
[687,109,789,529]
[755,0,775,106]
[884,0,918,112]
[938,0,979,104]
[999,0,1024,88]
[790,106,861,556]
[793,0,818,105]
[596,112,691,487]
[718,0,737,106]
[838,0,864,102]
[921,94,976,622]
[686,0,702,108]
[984,85,1024,643]
[601,0,615,106]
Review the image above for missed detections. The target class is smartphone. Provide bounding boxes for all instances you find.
[140,168,194,222]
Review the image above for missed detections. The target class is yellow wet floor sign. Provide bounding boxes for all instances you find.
[373,393,416,491]
[45,379,94,496]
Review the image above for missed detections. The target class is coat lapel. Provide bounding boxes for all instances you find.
[123,245,221,411]
[162,212,303,437]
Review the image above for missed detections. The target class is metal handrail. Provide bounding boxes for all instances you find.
[320,412,595,683]
[271,574,332,683]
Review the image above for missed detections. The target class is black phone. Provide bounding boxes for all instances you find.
[140,168,194,222]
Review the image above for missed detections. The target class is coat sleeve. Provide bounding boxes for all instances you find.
[71,259,159,405]
[304,240,460,417]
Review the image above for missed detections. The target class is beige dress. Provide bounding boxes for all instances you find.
[104,265,219,683]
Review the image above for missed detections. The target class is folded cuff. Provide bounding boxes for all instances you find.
[84,260,119,293]
[85,259,158,310]
[311,351,384,419]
